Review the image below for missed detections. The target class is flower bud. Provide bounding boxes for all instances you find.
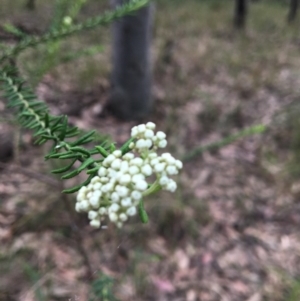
[90,219,101,228]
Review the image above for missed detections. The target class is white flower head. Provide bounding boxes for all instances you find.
[76,121,182,228]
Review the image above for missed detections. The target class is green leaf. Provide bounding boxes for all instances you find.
[65,131,80,138]
[61,157,94,179]
[50,116,63,130]
[58,116,68,140]
[66,127,80,135]
[70,146,91,157]
[41,134,55,140]
[95,146,109,157]
[77,157,95,172]
[86,166,99,174]
[3,23,25,37]
[51,158,77,174]
[89,149,101,155]
[61,169,80,180]
[35,137,47,145]
[44,113,49,128]
[33,128,47,137]
[46,151,70,159]
[70,130,96,146]
[27,119,39,129]
[138,199,149,223]
[120,137,135,155]
[59,153,81,159]
[62,174,94,194]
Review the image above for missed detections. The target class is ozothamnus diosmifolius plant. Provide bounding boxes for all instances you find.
[0,66,183,229]
[0,0,182,230]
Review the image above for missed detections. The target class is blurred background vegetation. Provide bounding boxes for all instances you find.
[2,0,300,300]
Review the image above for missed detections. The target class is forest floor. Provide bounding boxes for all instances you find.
[1,1,300,300]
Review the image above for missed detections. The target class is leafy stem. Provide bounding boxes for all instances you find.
[0,67,113,193]
[0,0,149,64]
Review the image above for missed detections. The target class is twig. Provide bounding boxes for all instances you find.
[182,124,267,162]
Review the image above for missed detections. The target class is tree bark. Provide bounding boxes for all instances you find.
[108,0,153,120]
[288,0,299,23]
[26,0,36,10]
[234,0,247,29]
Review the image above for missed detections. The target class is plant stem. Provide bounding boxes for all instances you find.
[182,124,266,162]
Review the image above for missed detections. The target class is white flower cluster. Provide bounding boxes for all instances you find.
[75,122,183,228]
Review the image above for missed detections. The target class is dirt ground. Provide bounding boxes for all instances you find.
[1,1,300,300]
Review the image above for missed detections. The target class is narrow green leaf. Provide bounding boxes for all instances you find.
[58,116,68,140]
[86,167,99,174]
[33,128,47,137]
[27,119,39,129]
[47,152,70,159]
[61,169,80,180]
[51,124,64,133]
[138,199,149,223]
[70,130,96,146]
[61,157,94,179]
[65,127,80,138]
[65,131,80,138]
[120,137,135,155]
[34,137,47,145]
[89,149,100,155]
[44,113,49,128]
[77,157,95,172]
[41,134,55,140]
[70,146,91,157]
[50,116,63,129]
[95,146,109,157]
[19,111,33,117]
[51,158,77,174]
[62,174,94,194]
[59,153,81,159]
[66,126,79,135]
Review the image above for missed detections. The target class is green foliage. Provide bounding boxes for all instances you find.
[0,65,136,194]
[0,67,109,193]
[89,274,119,301]
[286,278,300,301]
[51,0,87,29]
[0,0,149,64]
[3,23,26,38]
[28,0,89,85]
[0,0,149,194]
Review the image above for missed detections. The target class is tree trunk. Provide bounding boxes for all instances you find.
[234,0,247,29]
[288,0,298,23]
[108,0,153,120]
[26,0,35,10]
